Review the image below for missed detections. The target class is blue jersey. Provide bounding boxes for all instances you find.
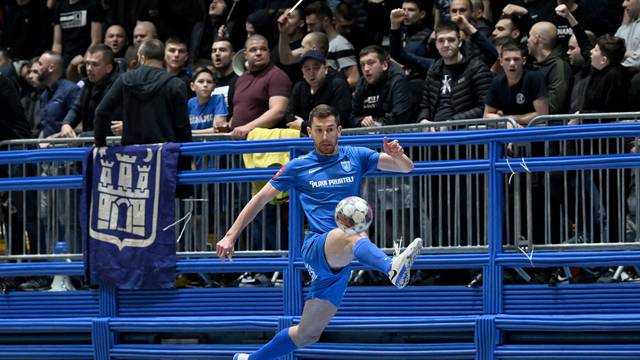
[270,146,380,234]
[187,95,228,130]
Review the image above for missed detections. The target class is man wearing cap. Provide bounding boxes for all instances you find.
[285,50,352,135]
[351,45,413,127]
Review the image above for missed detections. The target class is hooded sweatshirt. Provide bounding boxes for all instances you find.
[94,65,192,147]
[532,47,572,114]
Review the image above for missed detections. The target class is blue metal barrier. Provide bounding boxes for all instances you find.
[1,124,640,359]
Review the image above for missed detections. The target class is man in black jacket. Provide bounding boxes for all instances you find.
[389,0,435,79]
[418,19,492,130]
[285,50,352,135]
[94,39,192,147]
[0,73,35,257]
[0,74,30,143]
[61,44,119,138]
[94,39,192,199]
[351,45,413,128]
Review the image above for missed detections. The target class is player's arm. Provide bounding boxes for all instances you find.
[216,182,281,260]
[377,136,414,173]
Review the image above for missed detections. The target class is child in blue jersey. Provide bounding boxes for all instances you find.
[188,67,228,134]
[217,104,422,360]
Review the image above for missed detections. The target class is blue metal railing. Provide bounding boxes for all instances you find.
[1,123,640,359]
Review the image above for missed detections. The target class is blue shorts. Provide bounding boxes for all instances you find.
[301,232,351,308]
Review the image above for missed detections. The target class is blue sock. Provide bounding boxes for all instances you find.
[250,328,297,360]
[352,238,392,274]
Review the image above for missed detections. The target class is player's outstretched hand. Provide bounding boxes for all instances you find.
[383,136,404,158]
[216,236,235,262]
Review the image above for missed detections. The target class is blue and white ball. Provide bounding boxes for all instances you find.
[335,196,373,235]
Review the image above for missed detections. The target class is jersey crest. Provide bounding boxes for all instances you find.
[340,160,352,172]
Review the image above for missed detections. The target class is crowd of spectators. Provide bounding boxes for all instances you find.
[0,0,636,146]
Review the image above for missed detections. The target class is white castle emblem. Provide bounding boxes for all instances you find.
[89,146,163,251]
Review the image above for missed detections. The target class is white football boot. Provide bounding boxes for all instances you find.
[388,238,423,288]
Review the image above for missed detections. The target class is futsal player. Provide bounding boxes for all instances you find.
[216,104,423,360]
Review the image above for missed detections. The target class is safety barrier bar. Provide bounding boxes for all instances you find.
[2,123,640,258]
[1,123,640,359]
[0,118,514,259]
[503,113,640,250]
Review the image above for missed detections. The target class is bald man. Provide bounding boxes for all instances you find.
[104,25,128,58]
[279,31,329,65]
[36,51,81,138]
[133,21,158,48]
[527,21,572,114]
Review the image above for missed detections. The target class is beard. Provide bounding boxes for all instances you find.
[316,142,338,155]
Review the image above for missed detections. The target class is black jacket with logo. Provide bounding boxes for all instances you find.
[418,55,492,122]
[286,68,351,135]
[351,62,413,127]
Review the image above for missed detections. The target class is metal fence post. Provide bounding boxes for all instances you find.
[485,141,504,314]
[98,285,117,317]
[475,315,498,360]
[284,148,303,317]
[91,317,112,360]
[481,141,505,360]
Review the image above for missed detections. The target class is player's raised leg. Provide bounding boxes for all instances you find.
[324,229,423,288]
[389,238,423,288]
[234,298,337,360]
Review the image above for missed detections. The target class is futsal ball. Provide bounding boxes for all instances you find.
[335,196,373,235]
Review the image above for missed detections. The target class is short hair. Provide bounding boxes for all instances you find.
[471,0,483,12]
[245,34,269,48]
[138,39,165,61]
[434,19,460,38]
[212,37,234,51]
[359,45,388,63]
[134,21,157,35]
[105,24,127,39]
[335,2,355,20]
[305,1,334,21]
[530,21,557,50]
[585,30,597,47]
[596,34,626,65]
[287,6,303,19]
[43,50,63,69]
[499,39,525,57]
[124,45,138,63]
[455,0,474,12]
[498,14,524,35]
[403,0,431,12]
[304,32,329,54]
[191,66,215,82]
[87,44,115,65]
[165,36,188,48]
[309,104,340,127]
[29,56,39,67]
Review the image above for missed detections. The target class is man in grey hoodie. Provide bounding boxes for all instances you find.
[94,39,192,147]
